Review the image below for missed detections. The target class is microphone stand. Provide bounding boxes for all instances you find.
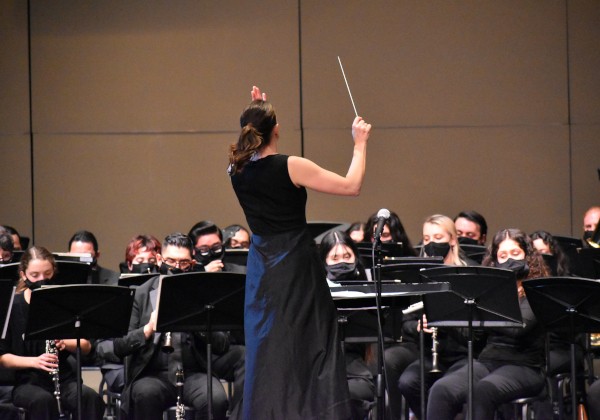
[372,235,386,420]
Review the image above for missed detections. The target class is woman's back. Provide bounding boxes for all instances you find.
[231,154,307,236]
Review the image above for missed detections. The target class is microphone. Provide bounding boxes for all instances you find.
[373,208,391,242]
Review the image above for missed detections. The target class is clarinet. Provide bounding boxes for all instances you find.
[45,340,66,418]
[175,367,186,420]
[430,327,442,373]
[162,332,174,353]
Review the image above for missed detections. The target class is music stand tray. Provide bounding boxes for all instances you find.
[54,261,91,286]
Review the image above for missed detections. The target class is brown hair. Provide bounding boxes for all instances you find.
[16,246,57,293]
[228,100,277,175]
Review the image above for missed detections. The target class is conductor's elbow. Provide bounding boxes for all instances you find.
[348,186,361,196]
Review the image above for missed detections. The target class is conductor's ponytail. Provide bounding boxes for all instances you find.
[228,100,277,175]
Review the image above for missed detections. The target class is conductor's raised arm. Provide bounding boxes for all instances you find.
[288,115,371,196]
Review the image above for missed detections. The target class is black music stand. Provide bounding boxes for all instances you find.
[577,248,600,279]
[523,277,600,420]
[155,272,245,420]
[357,242,405,268]
[1,279,15,339]
[458,244,487,265]
[421,266,523,420]
[118,273,156,287]
[223,249,248,267]
[25,285,135,420]
[0,263,20,284]
[53,261,91,285]
[378,257,444,282]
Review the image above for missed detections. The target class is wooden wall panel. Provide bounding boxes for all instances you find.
[30,0,300,133]
[301,1,568,129]
[0,136,32,239]
[303,126,571,244]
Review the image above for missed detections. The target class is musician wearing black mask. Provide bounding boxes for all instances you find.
[583,205,600,246]
[124,234,161,274]
[427,229,549,420]
[0,246,104,420]
[454,210,488,246]
[319,231,374,420]
[112,233,245,420]
[68,230,119,285]
[188,220,245,273]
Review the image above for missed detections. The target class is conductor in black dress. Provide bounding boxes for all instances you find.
[229,86,371,420]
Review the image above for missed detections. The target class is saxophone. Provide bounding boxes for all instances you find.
[175,367,186,420]
[45,340,65,418]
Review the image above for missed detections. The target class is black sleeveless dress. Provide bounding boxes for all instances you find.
[231,154,351,420]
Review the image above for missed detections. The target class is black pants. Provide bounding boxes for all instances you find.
[398,357,467,419]
[383,342,419,420]
[12,381,105,420]
[427,361,545,420]
[128,345,245,420]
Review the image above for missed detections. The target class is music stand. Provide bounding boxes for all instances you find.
[155,272,245,420]
[356,242,405,268]
[53,261,91,285]
[378,257,444,282]
[577,248,600,279]
[224,249,248,267]
[523,277,600,420]
[25,285,135,420]
[1,279,15,339]
[333,294,410,345]
[421,266,523,420]
[0,263,20,284]
[458,244,487,265]
[554,236,584,277]
[118,273,156,287]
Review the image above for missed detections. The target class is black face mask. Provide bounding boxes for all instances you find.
[326,262,359,281]
[424,241,451,258]
[194,246,225,266]
[159,263,185,276]
[24,277,53,290]
[458,236,479,246]
[583,230,593,242]
[130,262,157,274]
[497,258,530,279]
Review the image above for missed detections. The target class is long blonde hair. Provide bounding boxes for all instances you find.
[422,214,467,266]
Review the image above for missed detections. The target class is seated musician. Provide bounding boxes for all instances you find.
[582,206,600,246]
[93,234,164,396]
[112,233,244,420]
[124,234,161,274]
[0,232,15,264]
[346,222,366,243]
[0,226,24,251]
[188,221,245,273]
[364,210,417,256]
[397,214,475,419]
[0,247,104,420]
[320,230,374,420]
[453,210,488,246]
[222,224,251,249]
[68,230,119,285]
[427,228,549,420]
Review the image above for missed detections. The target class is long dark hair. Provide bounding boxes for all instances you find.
[530,230,571,276]
[228,100,277,175]
[364,210,416,256]
[482,228,550,279]
[319,230,367,279]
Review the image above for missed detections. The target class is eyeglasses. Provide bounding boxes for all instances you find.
[163,258,193,270]
[196,244,223,256]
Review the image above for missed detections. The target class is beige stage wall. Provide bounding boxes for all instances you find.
[1,0,598,270]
